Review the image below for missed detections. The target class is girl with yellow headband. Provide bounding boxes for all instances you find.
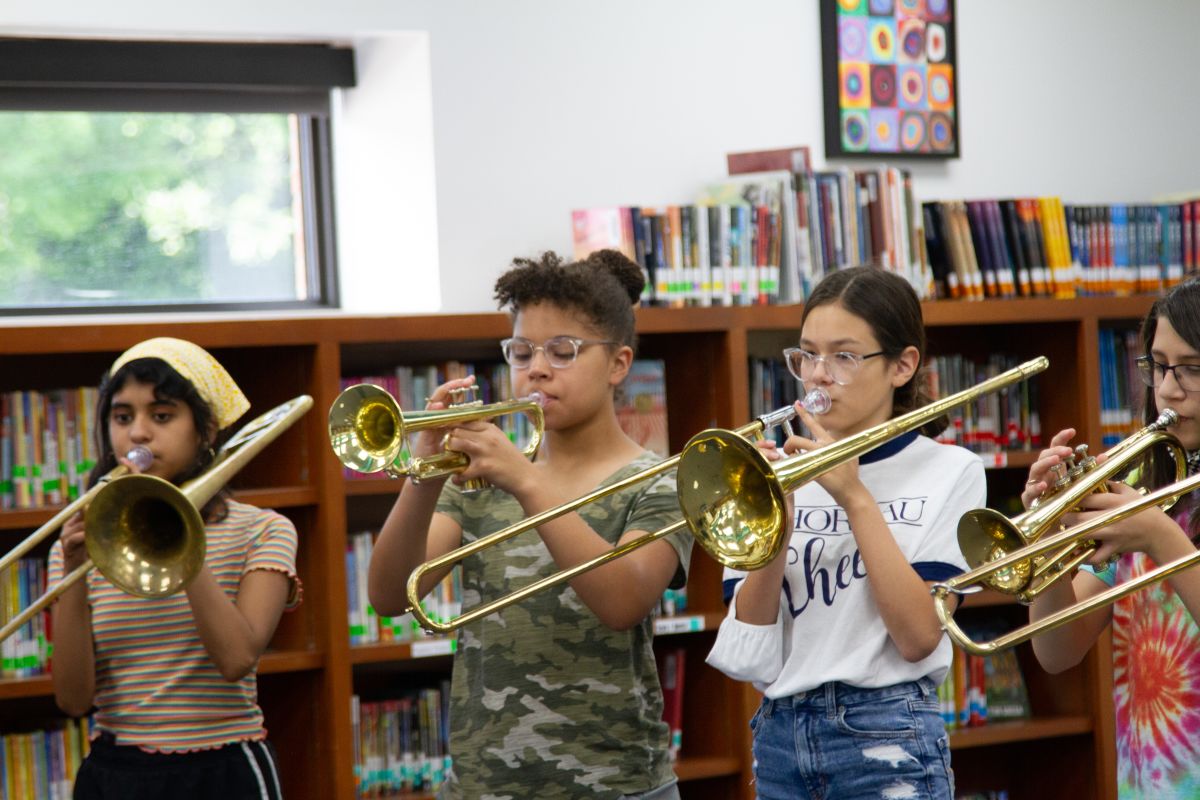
[49,337,299,800]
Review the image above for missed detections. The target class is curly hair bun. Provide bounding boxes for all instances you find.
[583,249,645,306]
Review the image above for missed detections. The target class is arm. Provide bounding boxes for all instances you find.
[50,515,96,717]
[444,422,681,630]
[185,566,291,682]
[1029,570,1113,673]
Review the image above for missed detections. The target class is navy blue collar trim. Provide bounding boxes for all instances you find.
[858,430,919,465]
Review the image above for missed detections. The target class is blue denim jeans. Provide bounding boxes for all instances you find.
[749,679,953,800]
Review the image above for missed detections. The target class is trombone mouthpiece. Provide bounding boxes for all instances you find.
[523,391,546,407]
[800,387,831,415]
[125,446,154,472]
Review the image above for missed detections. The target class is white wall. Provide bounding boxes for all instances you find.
[5,1,1200,313]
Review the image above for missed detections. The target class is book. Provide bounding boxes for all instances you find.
[616,360,669,458]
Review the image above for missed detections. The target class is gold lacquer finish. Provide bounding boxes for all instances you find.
[328,383,545,487]
[0,395,313,643]
[676,358,1052,572]
[952,409,1184,606]
[935,463,1200,656]
[403,404,808,633]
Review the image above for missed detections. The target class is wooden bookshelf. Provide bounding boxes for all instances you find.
[0,296,1147,799]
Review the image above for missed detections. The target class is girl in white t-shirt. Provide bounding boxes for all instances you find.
[707,267,985,800]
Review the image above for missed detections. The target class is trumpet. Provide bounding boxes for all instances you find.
[952,410,1184,603]
[404,358,1048,633]
[0,395,313,643]
[328,383,544,491]
[935,466,1200,655]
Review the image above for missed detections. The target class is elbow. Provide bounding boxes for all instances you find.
[55,696,93,719]
[368,586,405,619]
[215,653,258,682]
[1032,642,1082,675]
[898,632,944,664]
[595,605,648,632]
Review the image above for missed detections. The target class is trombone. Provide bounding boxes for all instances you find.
[328,383,544,490]
[404,357,1049,634]
[935,466,1200,656]
[949,409,1184,605]
[0,395,314,643]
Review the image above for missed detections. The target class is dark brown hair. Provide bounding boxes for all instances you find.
[1140,277,1200,536]
[800,266,946,437]
[494,249,644,350]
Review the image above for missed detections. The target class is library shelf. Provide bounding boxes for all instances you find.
[674,755,742,781]
[0,294,1159,800]
[949,716,1093,750]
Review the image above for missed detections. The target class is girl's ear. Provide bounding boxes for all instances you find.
[609,344,634,387]
[890,345,921,388]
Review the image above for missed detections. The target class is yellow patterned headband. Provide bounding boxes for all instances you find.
[110,337,250,430]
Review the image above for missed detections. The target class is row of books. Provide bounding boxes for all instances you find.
[351,687,451,798]
[937,644,1031,731]
[1100,327,1142,447]
[347,530,461,645]
[0,387,101,510]
[571,146,931,306]
[656,646,686,762]
[926,354,1042,453]
[0,718,92,800]
[0,558,51,678]
[748,352,1043,453]
[923,197,1194,301]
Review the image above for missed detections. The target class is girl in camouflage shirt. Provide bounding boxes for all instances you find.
[369,250,690,800]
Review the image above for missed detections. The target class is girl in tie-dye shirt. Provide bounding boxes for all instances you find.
[1027,278,1200,798]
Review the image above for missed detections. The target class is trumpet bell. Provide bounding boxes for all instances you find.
[86,474,207,598]
[329,384,406,474]
[676,430,789,571]
[957,509,1032,594]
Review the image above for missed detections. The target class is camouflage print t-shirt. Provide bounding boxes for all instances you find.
[434,451,691,800]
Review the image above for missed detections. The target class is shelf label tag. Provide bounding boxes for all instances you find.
[979,451,1008,468]
[411,638,456,658]
[654,615,704,635]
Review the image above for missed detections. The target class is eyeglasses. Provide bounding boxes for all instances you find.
[1136,355,1200,393]
[783,347,886,386]
[500,336,616,369]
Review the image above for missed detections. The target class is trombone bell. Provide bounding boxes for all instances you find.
[676,430,788,571]
[86,474,207,598]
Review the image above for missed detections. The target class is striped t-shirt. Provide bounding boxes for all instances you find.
[48,499,301,752]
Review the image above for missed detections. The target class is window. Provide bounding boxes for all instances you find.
[0,39,355,313]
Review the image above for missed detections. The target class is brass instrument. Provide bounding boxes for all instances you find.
[951,410,1184,604]
[0,395,314,643]
[405,357,1048,634]
[328,383,544,490]
[935,465,1200,655]
[405,403,806,633]
[674,359,1050,570]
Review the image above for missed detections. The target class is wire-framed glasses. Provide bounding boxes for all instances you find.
[1136,355,1200,393]
[500,336,616,369]
[783,347,886,386]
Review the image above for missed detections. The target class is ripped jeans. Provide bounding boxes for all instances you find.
[749,678,953,800]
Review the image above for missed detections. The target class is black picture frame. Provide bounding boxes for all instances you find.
[820,0,960,159]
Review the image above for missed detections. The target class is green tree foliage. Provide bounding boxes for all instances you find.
[0,111,300,308]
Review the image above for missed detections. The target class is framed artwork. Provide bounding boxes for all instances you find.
[820,0,959,158]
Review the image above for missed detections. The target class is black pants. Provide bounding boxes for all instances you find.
[74,732,284,800]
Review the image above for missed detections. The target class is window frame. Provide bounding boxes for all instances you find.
[0,38,354,315]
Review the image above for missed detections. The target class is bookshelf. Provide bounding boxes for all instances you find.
[0,295,1154,799]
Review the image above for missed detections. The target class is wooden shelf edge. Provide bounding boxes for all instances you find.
[0,485,316,531]
[949,715,1093,750]
[345,477,402,497]
[351,639,456,665]
[673,755,741,781]
[0,674,52,700]
[258,649,325,674]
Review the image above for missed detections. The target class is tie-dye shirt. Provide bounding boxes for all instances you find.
[1087,497,1200,798]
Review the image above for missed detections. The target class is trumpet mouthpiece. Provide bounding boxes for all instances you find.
[523,391,546,407]
[125,446,154,472]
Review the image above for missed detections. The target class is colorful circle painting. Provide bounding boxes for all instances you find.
[842,109,870,152]
[840,61,871,109]
[900,111,927,151]
[868,18,896,62]
[897,65,926,108]
[871,65,897,106]
[929,111,954,151]
[829,0,957,156]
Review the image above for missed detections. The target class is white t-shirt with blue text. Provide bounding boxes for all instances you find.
[706,432,985,698]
